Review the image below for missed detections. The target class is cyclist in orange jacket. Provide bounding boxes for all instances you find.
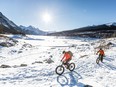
[61,51,72,67]
[96,48,105,62]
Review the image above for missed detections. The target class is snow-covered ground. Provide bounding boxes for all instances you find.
[0,35,116,87]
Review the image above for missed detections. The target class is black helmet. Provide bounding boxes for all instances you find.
[100,48,102,50]
[62,51,65,54]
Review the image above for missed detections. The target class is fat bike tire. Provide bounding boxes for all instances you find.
[55,65,65,75]
[68,63,75,71]
[96,58,100,64]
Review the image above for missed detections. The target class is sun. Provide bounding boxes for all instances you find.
[42,13,52,23]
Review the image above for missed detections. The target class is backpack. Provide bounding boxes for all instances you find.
[68,51,73,58]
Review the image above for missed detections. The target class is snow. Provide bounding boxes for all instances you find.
[106,22,116,27]
[0,35,116,87]
[19,25,46,35]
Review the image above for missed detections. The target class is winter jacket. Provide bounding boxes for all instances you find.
[62,52,71,61]
[97,50,104,55]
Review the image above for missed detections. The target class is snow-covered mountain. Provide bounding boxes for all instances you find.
[0,12,24,34]
[105,22,116,27]
[19,25,47,35]
[49,22,116,38]
[0,12,47,35]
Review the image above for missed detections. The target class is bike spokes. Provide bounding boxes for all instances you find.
[55,65,64,75]
[55,62,75,75]
[68,63,75,71]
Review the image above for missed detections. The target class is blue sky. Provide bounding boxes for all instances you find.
[0,0,116,31]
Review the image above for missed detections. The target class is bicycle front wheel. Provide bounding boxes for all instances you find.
[96,58,100,64]
[55,65,65,75]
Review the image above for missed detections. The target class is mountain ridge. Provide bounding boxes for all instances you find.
[19,25,47,35]
[0,12,47,35]
[48,23,116,38]
[0,12,24,35]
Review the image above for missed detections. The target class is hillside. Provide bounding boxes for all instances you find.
[48,23,116,38]
[0,12,24,35]
[0,12,46,35]
[19,25,47,35]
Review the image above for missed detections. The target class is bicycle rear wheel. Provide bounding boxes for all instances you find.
[55,65,65,75]
[68,63,75,71]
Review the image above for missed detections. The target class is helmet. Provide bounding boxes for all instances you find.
[100,48,102,50]
[62,51,65,54]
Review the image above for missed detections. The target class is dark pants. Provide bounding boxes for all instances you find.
[99,54,104,62]
[63,58,71,65]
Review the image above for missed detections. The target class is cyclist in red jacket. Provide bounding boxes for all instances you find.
[96,48,105,62]
[61,51,72,67]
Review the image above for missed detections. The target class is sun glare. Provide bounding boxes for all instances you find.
[42,13,52,23]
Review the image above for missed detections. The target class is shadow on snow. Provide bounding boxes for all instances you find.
[57,71,92,87]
